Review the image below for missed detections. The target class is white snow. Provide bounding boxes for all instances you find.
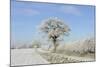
[11,48,50,66]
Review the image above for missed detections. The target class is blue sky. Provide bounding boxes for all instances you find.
[11,0,95,45]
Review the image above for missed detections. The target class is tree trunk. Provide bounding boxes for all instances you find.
[51,36,59,53]
[52,40,58,53]
[53,41,56,52]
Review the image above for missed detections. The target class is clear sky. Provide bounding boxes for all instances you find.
[11,0,95,45]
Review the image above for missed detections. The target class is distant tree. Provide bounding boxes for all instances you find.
[32,41,41,48]
[39,17,70,52]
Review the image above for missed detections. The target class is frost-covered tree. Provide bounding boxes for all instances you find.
[39,17,70,52]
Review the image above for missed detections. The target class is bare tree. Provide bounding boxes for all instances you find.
[39,17,70,52]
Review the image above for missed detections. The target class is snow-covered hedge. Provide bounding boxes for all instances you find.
[57,37,95,55]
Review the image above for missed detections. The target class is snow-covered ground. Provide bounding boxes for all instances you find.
[11,48,50,66]
[11,48,95,66]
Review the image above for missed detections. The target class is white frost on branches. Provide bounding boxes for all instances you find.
[39,17,70,40]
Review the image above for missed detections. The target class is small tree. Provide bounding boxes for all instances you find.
[39,17,70,52]
[32,41,41,48]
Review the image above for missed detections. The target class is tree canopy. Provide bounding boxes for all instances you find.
[39,17,71,52]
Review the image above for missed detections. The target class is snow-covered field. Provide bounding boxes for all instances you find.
[11,37,95,66]
[11,49,50,66]
[11,48,95,66]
